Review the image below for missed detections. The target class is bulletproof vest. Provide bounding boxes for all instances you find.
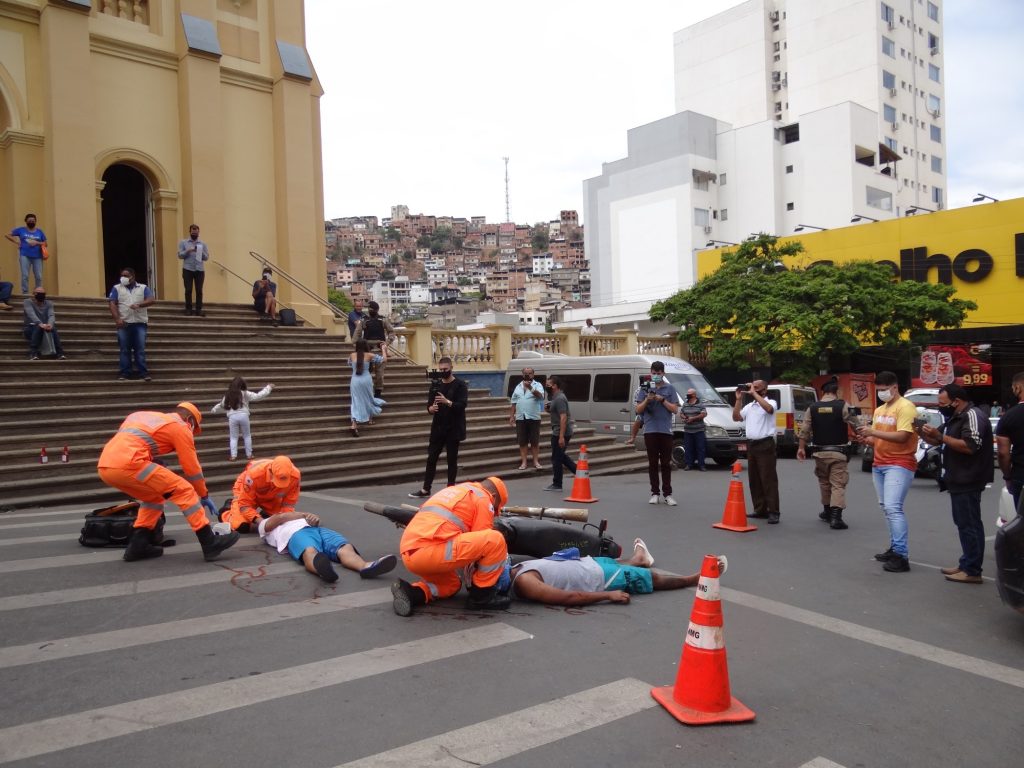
[809,399,849,447]
[361,315,385,340]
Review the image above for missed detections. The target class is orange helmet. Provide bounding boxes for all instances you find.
[484,476,508,511]
[267,455,300,488]
[176,402,203,435]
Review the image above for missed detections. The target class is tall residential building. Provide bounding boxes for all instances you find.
[571,0,946,331]
[674,0,945,213]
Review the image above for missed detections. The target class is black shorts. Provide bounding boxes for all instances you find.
[516,419,541,447]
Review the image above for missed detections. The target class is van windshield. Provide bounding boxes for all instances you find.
[667,375,728,405]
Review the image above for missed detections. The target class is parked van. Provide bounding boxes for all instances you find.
[504,353,747,466]
[715,384,818,455]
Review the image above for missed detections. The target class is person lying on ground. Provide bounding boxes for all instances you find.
[258,511,397,584]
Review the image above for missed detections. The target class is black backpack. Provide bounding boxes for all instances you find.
[78,502,172,548]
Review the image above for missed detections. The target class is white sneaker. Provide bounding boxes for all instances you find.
[664,495,678,506]
[648,494,660,504]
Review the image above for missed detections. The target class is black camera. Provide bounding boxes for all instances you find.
[639,377,654,394]
[427,369,444,399]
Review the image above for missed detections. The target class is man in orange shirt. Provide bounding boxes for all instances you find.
[857,371,918,573]
[392,476,510,616]
[220,455,301,533]
[97,402,238,562]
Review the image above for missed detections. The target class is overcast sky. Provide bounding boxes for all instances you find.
[305,0,1023,225]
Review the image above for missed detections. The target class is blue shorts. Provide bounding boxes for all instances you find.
[286,526,349,562]
[593,556,653,594]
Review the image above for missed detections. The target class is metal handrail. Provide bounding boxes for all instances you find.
[210,258,303,322]
[248,250,344,320]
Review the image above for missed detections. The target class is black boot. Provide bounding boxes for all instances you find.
[374,388,383,399]
[392,579,427,617]
[829,506,849,530]
[465,584,511,611]
[123,527,163,561]
[195,524,239,561]
[819,504,831,522]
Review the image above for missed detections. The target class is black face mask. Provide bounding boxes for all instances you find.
[34,294,45,302]
[938,404,957,419]
[440,369,453,378]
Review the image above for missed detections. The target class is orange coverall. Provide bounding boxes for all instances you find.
[222,459,300,531]
[96,411,210,532]
[399,482,508,602]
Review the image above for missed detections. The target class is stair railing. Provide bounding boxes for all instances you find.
[210,258,305,323]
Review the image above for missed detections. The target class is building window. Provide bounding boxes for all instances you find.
[881,3,895,24]
[884,137,898,151]
[785,164,794,173]
[774,101,783,113]
[693,208,710,227]
[931,155,942,173]
[867,186,893,211]
[786,202,795,211]
[932,187,944,206]
[930,124,941,142]
[929,63,940,82]
[721,209,729,222]
[928,32,939,50]
[883,104,896,123]
[882,36,895,57]
[927,94,941,113]
[782,123,800,143]
[774,54,781,62]
[882,70,896,89]
[719,173,727,185]
[774,41,780,52]
[927,1,939,21]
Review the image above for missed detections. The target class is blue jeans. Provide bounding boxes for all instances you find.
[0,281,12,303]
[23,325,64,356]
[19,255,43,294]
[950,491,985,576]
[550,435,576,488]
[683,431,707,467]
[872,465,914,557]
[117,323,148,377]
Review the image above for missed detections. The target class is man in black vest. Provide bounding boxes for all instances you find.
[354,300,394,398]
[408,357,469,498]
[797,377,856,530]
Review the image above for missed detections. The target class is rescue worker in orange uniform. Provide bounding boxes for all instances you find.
[220,455,301,532]
[96,402,239,562]
[391,476,511,616]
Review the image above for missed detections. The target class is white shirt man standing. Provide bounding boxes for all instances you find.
[733,380,780,523]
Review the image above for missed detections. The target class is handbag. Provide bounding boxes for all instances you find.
[41,244,50,261]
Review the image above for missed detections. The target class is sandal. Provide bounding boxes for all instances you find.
[633,538,655,568]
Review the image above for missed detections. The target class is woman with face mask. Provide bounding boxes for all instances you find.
[252,268,279,324]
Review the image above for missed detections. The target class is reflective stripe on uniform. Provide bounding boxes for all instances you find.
[423,580,441,598]
[184,471,204,482]
[182,501,204,517]
[444,540,454,561]
[135,462,160,482]
[421,505,468,532]
[476,560,504,574]
[140,502,163,512]
[117,427,159,457]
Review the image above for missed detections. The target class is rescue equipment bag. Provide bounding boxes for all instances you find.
[78,502,171,548]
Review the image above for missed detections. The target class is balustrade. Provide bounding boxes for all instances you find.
[94,0,149,25]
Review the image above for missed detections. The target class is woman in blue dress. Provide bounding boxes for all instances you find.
[349,338,386,436]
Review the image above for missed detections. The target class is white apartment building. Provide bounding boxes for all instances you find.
[566,0,945,332]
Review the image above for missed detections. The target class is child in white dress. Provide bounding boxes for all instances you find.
[212,376,274,460]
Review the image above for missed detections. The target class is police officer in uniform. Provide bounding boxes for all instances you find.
[353,300,394,398]
[797,377,857,530]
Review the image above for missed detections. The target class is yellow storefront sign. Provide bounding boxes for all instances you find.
[697,197,1024,328]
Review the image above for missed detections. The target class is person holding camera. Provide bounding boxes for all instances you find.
[408,356,468,499]
[509,366,545,470]
[636,362,680,505]
[732,380,780,523]
[679,388,707,471]
[252,268,279,324]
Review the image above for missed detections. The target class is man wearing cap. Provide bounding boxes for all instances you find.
[679,388,707,471]
[354,300,395,398]
[219,455,303,533]
[97,403,238,562]
[392,477,511,616]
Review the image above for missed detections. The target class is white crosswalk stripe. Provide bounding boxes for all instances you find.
[0,623,532,764]
[0,524,191,547]
[0,544,203,573]
[334,678,656,767]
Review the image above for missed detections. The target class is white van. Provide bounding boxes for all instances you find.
[715,384,818,455]
[504,353,747,466]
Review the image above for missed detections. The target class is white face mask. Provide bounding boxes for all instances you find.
[877,388,894,403]
[262,273,271,280]
[120,276,131,286]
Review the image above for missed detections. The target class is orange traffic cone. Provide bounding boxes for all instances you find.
[713,460,756,532]
[651,554,755,725]
[564,444,598,503]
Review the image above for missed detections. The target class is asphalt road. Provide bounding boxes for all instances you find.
[0,455,1020,768]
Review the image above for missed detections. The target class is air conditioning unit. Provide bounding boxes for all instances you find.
[932,109,940,117]
[891,122,899,132]
[887,20,895,30]
[772,83,781,91]
[769,10,779,21]
[889,87,898,96]
[703,225,713,234]
[772,71,781,82]
[930,46,939,55]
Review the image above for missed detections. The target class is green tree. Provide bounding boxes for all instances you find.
[402,249,415,261]
[380,269,396,281]
[531,223,550,252]
[384,226,402,242]
[429,226,454,254]
[327,288,353,314]
[649,234,977,382]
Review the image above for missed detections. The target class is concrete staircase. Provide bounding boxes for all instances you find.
[0,296,646,510]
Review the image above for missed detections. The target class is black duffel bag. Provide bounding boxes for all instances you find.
[79,502,173,548]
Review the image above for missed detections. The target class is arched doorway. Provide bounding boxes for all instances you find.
[101,164,155,292]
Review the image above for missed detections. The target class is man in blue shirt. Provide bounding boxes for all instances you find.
[347,297,365,339]
[635,362,680,505]
[5,213,47,294]
[508,366,546,470]
[177,223,209,316]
